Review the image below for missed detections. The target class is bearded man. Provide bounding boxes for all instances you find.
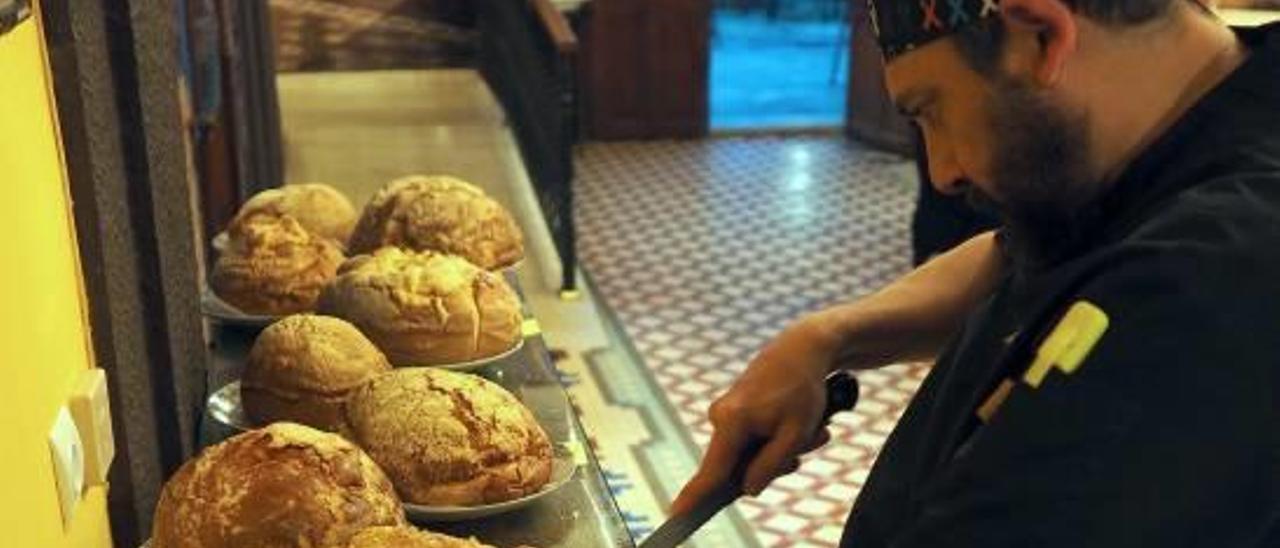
[673,0,1280,545]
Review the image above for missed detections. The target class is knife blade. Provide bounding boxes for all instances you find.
[639,371,861,548]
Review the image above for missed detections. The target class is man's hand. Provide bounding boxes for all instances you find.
[670,316,843,515]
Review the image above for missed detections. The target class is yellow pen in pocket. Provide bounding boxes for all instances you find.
[1023,301,1110,388]
[976,301,1110,422]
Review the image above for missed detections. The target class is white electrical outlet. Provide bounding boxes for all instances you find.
[69,368,115,486]
[48,406,84,528]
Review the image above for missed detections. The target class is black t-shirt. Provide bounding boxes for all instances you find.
[842,23,1280,548]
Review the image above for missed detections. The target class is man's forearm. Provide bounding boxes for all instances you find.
[809,231,1005,371]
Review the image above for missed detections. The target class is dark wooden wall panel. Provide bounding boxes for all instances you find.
[581,0,647,137]
[581,0,711,139]
[646,0,711,137]
[845,0,912,154]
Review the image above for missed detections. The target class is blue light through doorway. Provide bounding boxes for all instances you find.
[711,0,849,130]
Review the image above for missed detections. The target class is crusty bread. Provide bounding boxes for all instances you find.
[211,213,345,315]
[151,423,405,548]
[347,175,524,270]
[344,526,493,548]
[242,315,392,433]
[317,248,522,366]
[234,183,358,244]
[344,368,553,506]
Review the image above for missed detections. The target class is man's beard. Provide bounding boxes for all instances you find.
[968,79,1101,274]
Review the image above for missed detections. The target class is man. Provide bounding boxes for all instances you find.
[910,123,1000,265]
[673,0,1280,545]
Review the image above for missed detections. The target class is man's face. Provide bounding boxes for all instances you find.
[886,38,1101,268]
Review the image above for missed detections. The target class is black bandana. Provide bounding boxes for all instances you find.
[868,0,1001,59]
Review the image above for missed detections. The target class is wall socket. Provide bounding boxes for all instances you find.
[68,368,115,487]
[48,406,84,529]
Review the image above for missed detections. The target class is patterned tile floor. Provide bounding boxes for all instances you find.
[576,136,930,546]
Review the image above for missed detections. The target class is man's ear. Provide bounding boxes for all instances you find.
[998,0,1078,86]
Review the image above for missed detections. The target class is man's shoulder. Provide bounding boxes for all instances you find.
[1122,172,1280,268]
[1070,172,1280,341]
[1053,175,1280,403]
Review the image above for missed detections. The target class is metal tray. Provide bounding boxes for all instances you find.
[199,288,281,328]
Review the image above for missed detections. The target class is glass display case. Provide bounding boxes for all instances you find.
[201,316,635,547]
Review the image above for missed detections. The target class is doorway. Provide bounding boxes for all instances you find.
[710,0,849,131]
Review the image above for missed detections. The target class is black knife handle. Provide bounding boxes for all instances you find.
[822,371,860,423]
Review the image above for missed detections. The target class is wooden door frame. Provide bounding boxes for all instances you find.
[41,1,207,545]
[218,0,285,198]
[580,0,712,140]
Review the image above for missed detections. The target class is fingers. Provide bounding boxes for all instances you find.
[675,424,835,512]
[742,423,807,496]
[804,428,832,453]
[742,424,836,496]
[670,416,750,515]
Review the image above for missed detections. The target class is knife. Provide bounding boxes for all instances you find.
[639,371,861,548]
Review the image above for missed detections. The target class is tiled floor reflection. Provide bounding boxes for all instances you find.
[576,136,928,547]
[269,0,477,72]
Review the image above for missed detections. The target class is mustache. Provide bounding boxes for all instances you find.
[963,184,1004,218]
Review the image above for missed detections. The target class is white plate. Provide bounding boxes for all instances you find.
[422,338,525,373]
[499,258,524,274]
[206,381,251,432]
[212,231,230,252]
[404,446,577,523]
[200,288,281,328]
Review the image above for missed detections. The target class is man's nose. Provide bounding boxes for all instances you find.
[926,147,966,195]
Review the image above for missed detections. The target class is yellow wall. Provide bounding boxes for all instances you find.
[0,4,113,548]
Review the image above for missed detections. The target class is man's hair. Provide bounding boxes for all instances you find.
[954,0,1179,75]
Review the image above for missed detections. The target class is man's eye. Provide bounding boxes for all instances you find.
[920,107,941,128]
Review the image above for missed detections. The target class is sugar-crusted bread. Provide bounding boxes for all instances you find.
[344,368,553,506]
[151,423,404,548]
[347,175,524,270]
[211,213,345,315]
[317,248,522,366]
[242,315,392,433]
[234,183,358,244]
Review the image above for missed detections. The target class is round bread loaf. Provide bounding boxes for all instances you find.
[347,175,524,270]
[151,422,405,548]
[242,315,392,433]
[211,213,345,315]
[234,183,358,243]
[345,526,493,548]
[317,247,522,366]
[344,368,554,506]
